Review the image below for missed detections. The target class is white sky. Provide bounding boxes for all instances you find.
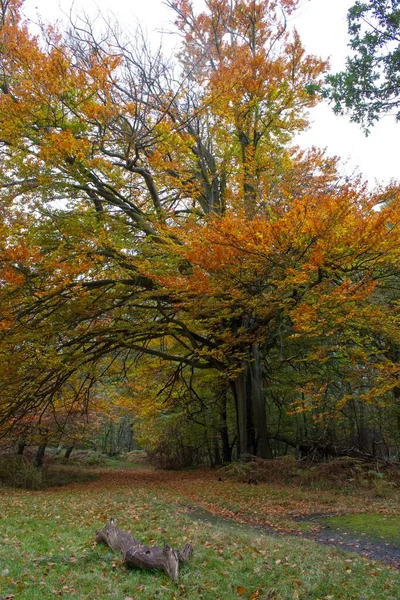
[23,0,399,186]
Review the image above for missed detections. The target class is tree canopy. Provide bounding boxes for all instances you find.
[326,0,400,132]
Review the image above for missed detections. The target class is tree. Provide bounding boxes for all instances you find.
[1,0,400,462]
[326,0,400,132]
[0,0,326,457]
[140,179,400,453]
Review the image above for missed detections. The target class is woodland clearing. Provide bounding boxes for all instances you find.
[0,463,399,600]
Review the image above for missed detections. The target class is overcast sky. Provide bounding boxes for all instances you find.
[23,0,399,186]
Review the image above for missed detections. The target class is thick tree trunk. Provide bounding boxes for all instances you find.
[232,344,272,459]
[233,365,251,457]
[95,519,193,583]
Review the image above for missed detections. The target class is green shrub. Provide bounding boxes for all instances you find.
[0,455,43,490]
[57,450,108,466]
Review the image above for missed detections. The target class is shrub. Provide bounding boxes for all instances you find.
[122,450,148,464]
[0,455,43,490]
[219,455,399,493]
[57,450,108,466]
[219,456,297,484]
[147,440,200,470]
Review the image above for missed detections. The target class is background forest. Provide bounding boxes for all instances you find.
[1,0,400,468]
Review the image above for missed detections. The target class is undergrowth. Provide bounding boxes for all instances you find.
[0,456,98,490]
[0,456,43,490]
[219,456,399,496]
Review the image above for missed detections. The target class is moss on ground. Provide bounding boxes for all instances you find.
[325,513,400,544]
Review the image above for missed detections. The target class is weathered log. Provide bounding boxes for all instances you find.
[95,519,193,583]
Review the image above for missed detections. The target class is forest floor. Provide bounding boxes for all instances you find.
[0,464,399,599]
[79,467,400,567]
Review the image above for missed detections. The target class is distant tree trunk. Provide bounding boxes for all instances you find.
[17,441,26,456]
[215,383,232,463]
[233,365,251,457]
[393,386,400,440]
[386,344,400,447]
[64,444,75,460]
[219,410,232,463]
[213,436,222,466]
[127,426,134,452]
[34,438,48,467]
[102,427,110,454]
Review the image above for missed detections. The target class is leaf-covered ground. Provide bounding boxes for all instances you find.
[0,467,399,599]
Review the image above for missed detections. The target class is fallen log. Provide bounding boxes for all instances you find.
[95,519,193,583]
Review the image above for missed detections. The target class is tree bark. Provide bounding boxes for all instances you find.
[95,519,193,583]
[232,343,272,459]
[64,444,75,460]
[232,365,250,457]
[17,440,26,456]
[219,400,232,464]
[34,439,48,467]
[249,343,272,459]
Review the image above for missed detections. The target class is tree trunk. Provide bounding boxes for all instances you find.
[95,519,193,583]
[232,343,272,459]
[232,364,251,457]
[17,441,26,456]
[219,407,232,463]
[249,343,272,459]
[34,439,48,467]
[64,444,75,460]
[216,385,232,463]
[213,436,222,466]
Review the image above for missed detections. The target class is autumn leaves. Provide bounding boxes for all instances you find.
[0,1,399,459]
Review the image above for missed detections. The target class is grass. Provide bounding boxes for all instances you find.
[325,513,400,545]
[101,456,147,469]
[0,467,399,599]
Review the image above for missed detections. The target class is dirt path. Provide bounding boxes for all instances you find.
[298,521,400,570]
[187,506,400,570]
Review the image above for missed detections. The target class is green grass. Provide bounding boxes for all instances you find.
[0,472,399,600]
[326,513,400,545]
[101,457,147,469]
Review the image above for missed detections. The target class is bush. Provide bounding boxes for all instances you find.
[219,456,297,484]
[0,455,43,490]
[56,450,108,466]
[147,441,199,470]
[219,455,399,493]
[297,457,399,494]
[122,450,148,464]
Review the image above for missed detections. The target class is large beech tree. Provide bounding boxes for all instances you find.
[1,0,400,459]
